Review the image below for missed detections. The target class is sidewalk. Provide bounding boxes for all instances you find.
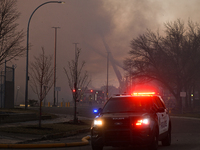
[0,114,92,147]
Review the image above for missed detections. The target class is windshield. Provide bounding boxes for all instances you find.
[102,97,153,113]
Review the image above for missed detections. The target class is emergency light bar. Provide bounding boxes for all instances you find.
[132,92,155,96]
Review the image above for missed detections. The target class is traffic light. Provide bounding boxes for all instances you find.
[90,89,93,93]
[73,89,75,92]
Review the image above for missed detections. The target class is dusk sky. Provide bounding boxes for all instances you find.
[13,0,200,104]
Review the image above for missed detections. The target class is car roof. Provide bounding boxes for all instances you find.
[111,94,161,98]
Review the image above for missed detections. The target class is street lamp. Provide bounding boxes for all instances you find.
[25,1,65,109]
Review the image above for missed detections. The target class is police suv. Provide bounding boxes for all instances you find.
[91,92,171,150]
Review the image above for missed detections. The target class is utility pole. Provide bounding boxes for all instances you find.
[73,43,79,123]
[52,27,60,107]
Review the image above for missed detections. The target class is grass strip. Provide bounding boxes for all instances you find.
[0,120,92,135]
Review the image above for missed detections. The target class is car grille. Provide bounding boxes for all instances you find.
[104,117,130,129]
[103,117,131,142]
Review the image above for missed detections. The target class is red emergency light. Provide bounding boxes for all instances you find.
[132,92,155,96]
[134,119,150,126]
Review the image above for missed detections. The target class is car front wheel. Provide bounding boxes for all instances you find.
[162,128,171,146]
[149,129,158,150]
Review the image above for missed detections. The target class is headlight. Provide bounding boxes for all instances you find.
[94,119,103,126]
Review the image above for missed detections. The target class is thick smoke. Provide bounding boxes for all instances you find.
[14,0,200,103]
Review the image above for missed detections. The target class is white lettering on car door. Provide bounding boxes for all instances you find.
[157,111,168,134]
[157,112,163,134]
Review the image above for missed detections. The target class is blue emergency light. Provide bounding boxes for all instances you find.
[93,109,98,113]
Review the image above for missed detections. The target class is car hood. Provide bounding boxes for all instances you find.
[96,112,149,119]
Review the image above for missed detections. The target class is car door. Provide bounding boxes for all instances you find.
[154,97,168,134]
[159,97,170,133]
[156,97,169,134]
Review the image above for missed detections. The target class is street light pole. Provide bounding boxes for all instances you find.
[52,27,60,107]
[25,1,64,109]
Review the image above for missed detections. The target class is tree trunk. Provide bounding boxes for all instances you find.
[39,81,43,128]
[185,86,188,108]
[74,95,77,123]
[39,99,41,128]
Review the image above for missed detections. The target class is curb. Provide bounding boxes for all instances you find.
[0,136,90,149]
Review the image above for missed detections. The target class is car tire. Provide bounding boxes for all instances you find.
[91,143,103,150]
[149,129,158,150]
[162,127,171,146]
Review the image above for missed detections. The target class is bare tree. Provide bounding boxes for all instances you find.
[0,0,25,64]
[64,48,90,124]
[29,47,54,128]
[125,19,200,111]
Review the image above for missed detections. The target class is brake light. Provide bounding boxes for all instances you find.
[132,92,155,96]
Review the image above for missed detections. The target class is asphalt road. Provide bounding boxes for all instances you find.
[27,105,200,150]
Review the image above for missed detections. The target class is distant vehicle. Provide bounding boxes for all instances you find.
[91,92,171,150]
